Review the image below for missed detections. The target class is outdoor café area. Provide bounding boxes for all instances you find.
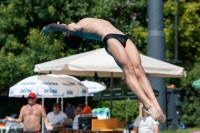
[50,118,128,133]
[0,115,129,133]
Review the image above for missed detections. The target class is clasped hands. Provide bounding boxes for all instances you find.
[40,22,67,36]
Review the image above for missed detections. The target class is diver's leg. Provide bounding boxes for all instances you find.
[106,39,163,121]
[124,39,166,121]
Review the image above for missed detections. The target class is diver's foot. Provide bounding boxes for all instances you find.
[152,102,166,122]
[157,109,166,122]
[147,104,166,122]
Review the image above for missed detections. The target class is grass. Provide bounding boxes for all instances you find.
[162,127,200,133]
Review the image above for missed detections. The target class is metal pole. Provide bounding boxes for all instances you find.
[147,0,166,131]
[110,72,113,117]
[174,0,178,61]
[61,98,64,112]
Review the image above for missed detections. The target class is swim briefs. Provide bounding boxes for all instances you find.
[102,34,128,52]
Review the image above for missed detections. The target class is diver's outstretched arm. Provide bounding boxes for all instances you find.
[41,23,76,36]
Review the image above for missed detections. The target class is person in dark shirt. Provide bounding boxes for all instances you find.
[65,102,75,118]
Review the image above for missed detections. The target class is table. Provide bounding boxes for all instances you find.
[56,128,122,133]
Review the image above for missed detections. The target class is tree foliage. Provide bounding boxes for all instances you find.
[164,0,200,64]
[163,2,200,126]
[180,63,200,126]
[133,0,200,62]
[164,0,200,126]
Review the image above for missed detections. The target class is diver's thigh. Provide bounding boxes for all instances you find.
[124,39,142,66]
[106,39,132,67]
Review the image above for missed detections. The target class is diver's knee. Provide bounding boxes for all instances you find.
[123,63,136,76]
[135,64,145,77]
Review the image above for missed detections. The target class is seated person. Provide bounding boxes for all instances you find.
[132,101,159,133]
[47,103,67,126]
[73,105,96,125]
[81,105,95,117]
[73,104,84,118]
[65,102,75,118]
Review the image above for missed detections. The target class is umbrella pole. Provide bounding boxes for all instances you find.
[42,97,44,133]
[110,72,113,118]
[85,96,88,105]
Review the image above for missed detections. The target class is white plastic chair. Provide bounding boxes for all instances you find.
[5,121,23,133]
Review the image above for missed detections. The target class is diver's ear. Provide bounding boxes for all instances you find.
[63,33,70,37]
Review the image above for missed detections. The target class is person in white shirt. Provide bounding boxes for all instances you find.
[47,103,67,126]
[73,104,85,118]
[132,101,159,133]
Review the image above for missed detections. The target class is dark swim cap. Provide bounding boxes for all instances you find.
[63,34,83,50]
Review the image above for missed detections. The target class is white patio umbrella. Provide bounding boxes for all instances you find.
[46,74,88,110]
[47,74,88,96]
[9,74,88,112]
[34,48,186,78]
[81,80,106,105]
[9,75,80,98]
[81,80,106,95]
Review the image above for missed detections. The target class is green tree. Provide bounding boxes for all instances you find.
[180,63,200,126]
[164,0,200,64]
[133,0,200,63]
[164,0,200,126]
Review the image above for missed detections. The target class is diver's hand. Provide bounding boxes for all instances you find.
[40,22,63,36]
[40,22,61,36]
[40,26,51,36]
[41,22,69,36]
